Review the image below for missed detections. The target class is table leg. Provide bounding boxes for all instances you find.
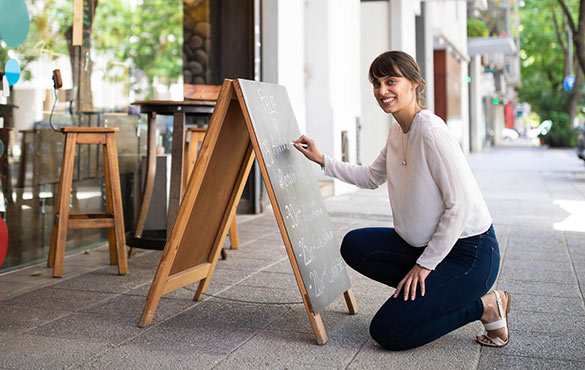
[134,112,158,238]
[167,112,185,232]
[0,129,13,205]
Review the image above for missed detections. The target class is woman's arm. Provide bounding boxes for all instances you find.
[293,135,388,189]
[416,127,472,270]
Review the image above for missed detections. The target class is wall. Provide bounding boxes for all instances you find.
[389,0,419,58]
[359,1,391,166]
[276,0,306,133]
[305,0,360,195]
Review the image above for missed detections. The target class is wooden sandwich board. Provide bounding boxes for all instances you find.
[139,78,357,345]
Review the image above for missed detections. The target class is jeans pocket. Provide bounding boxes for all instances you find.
[454,239,480,275]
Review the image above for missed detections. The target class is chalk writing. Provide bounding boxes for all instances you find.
[278,165,299,191]
[308,257,346,298]
[239,79,352,314]
[284,203,300,229]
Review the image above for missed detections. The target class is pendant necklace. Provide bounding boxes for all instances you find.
[401,131,408,166]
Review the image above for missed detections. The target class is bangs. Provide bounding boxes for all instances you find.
[369,56,403,82]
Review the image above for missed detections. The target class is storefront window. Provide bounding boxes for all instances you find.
[0,0,183,272]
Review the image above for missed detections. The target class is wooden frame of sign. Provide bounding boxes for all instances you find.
[139,79,357,345]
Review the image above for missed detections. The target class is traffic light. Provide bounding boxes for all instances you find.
[493,98,500,105]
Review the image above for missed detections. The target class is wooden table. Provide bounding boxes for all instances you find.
[130,100,215,239]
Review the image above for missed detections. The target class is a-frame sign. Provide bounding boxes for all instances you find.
[139,79,357,345]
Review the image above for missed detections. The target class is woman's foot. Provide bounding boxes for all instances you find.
[476,290,511,347]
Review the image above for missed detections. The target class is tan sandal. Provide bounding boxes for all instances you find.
[476,291,511,347]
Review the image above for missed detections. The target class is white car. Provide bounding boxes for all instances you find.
[502,128,519,141]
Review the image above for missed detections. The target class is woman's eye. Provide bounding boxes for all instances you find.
[373,82,380,88]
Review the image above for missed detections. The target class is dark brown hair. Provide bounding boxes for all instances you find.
[368,51,426,109]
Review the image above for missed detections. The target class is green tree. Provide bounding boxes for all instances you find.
[93,0,182,99]
[519,0,579,146]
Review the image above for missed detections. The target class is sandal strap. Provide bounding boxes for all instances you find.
[484,318,506,331]
[494,291,505,319]
[480,333,508,347]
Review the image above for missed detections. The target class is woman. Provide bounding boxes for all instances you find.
[293,51,511,350]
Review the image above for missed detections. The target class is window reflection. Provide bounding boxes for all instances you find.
[0,0,183,272]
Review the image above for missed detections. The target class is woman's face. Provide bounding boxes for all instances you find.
[372,73,418,115]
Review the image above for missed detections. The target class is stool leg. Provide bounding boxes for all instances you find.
[229,218,239,249]
[48,133,77,277]
[103,142,118,266]
[105,133,128,275]
[130,112,158,258]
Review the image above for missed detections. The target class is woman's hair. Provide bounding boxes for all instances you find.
[368,51,426,109]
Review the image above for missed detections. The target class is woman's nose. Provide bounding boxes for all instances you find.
[379,84,389,95]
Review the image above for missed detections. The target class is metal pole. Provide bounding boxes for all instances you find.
[568,29,574,74]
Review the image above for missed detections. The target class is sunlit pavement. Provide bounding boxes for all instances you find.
[0,144,584,369]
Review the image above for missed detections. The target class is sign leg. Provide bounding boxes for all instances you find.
[344,289,358,315]
[139,284,163,327]
[307,311,328,345]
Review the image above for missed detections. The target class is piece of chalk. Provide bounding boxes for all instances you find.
[290,142,308,148]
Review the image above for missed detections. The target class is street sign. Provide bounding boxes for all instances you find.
[564,75,576,91]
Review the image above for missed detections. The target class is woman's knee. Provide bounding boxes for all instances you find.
[369,312,407,351]
[340,230,360,260]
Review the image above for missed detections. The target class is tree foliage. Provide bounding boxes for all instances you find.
[1,0,182,100]
[93,0,182,98]
[519,0,579,146]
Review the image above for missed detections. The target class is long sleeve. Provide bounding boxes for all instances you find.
[415,127,473,270]
[323,146,388,189]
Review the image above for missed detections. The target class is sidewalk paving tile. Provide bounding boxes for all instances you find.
[27,312,143,343]
[0,287,116,311]
[505,311,585,334]
[504,293,585,315]
[77,346,225,370]
[484,332,585,362]
[496,278,581,298]
[212,329,363,369]
[0,334,108,369]
[478,353,585,370]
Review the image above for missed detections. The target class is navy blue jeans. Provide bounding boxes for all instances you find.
[340,225,500,350]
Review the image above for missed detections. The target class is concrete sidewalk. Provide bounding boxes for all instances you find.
[0,144,584,369]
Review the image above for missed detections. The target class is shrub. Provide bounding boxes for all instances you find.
[467,19,489,38]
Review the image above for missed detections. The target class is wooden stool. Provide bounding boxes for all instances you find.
[48,127,128,278]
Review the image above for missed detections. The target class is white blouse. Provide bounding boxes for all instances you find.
[323,110,492,270]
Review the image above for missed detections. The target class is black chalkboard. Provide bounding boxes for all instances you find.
[237,79,352,314]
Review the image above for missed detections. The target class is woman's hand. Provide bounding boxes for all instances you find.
[393,264,431,301]
[292,135,324,166]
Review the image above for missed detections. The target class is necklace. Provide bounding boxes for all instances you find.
[401,132,408,166]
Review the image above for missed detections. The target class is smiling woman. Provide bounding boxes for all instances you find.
[293,50,512,351]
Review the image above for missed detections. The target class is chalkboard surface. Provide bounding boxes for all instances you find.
[237,79,351,314]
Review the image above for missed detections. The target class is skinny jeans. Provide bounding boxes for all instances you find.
[340,225,500,351]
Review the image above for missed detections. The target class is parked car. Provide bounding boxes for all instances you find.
[502,127,519,141]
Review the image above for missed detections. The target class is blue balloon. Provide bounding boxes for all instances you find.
[5,59,21,86]
[0,0,30,48]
